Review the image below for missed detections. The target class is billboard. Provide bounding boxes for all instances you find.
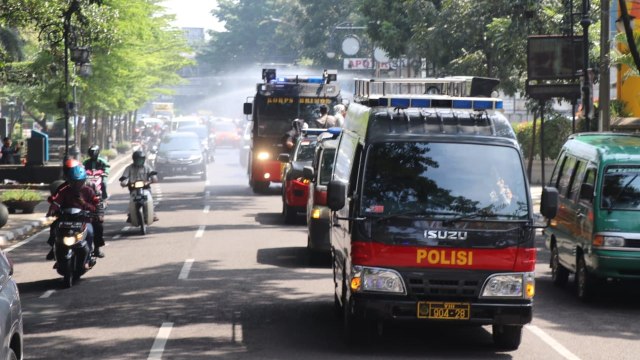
[527,36,583,80]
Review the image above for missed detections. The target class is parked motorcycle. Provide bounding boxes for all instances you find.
[121,171,157,235]
[54,208,95,288]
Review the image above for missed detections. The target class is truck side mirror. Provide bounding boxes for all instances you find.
[327,180,346,211]
[277,153,290,163]
[303,166,315,180]
[243,103,252,115]
[540,186,559,219]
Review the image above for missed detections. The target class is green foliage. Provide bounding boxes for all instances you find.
[515,114,573,161]
[610,99,631,118]
[100,148,117,160]
[0,188,43,202]
[115,141,131,154]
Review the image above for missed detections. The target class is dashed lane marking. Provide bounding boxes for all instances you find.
[195,226,205,238]
[203,206,210,214]
[147,322,173,360]
[178,259,194,280]
[40,290,55,299]
[526,325,582,360]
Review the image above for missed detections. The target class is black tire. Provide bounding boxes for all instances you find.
[343,290,368,346]
[138,206,146,235]
[576,255,597,301]
[252,181,269,194]
[63,259,73,288]
[283,203,296,224]
[492,324,522,351]
[551,244,569,286]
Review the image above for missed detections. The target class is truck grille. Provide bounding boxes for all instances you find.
[405,272,485,300]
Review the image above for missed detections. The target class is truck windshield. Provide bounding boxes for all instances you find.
[601,166,640,211]
[254,96,337,137]
[361,142,529,220]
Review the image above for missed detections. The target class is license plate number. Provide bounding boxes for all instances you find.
[417,302,470,320]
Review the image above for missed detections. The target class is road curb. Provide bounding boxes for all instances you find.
[0,217,53,246]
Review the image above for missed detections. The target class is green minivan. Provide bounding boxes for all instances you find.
[542,132,640,300]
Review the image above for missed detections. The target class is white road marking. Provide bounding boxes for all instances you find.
[40,290,55,299]
[122,226,130,232]
[204,190,210,198]
[195,226,205,238]
[147,322,173,360]
[5,229,48,253]
[108,168,125,185]
[203,206,210,214]
[205,180,210,186]
[178,259,195,280]
[112,234,121,240]
[526,325,582,360]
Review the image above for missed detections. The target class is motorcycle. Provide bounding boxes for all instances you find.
[147,145,158,168]
[121,171,157,235]
[86,169,107,218]
[54,208,95,288]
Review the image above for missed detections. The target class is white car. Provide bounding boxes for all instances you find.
[0,251,22,360]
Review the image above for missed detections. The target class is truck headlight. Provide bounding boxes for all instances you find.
[593,235,625,247]
[256,152,270,161]
[350,266,406,295]
[480,272,535,299]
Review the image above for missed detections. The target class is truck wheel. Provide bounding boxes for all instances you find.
[283,203,296,224]
[492,324,522,351]
[551,244,569,286]
[343,292,365,346]
[252,181,269,193]
[576,255,598,301]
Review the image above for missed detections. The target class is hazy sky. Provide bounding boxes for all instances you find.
[160,0,224,31]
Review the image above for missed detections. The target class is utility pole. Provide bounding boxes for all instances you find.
[581,0,592,131]
[599,0,610,131]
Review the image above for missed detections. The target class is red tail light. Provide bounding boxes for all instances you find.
[514,248,536,272]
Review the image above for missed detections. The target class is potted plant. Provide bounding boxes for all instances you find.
[0,188,44,214]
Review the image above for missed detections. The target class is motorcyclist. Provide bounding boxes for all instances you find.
[120,150,159,222]
[83,145,110,199]
[46,165,99,267]
[45,159,81,260]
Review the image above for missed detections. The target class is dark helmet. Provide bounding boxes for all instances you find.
[88,145,100,160]
[132,150,146,166]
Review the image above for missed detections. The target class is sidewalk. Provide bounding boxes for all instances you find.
[0,150,135,247]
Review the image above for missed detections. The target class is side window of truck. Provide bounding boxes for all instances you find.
[549,152,565,186]
[568,160,586,201]
[333,132,357,183]
[557,155,577,197]
[579,166,597,203]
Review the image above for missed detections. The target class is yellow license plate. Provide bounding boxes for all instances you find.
[417,302,470,320]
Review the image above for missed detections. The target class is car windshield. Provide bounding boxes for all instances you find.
[254,96,338,136]
[159,135,201,151]
[177,126,207,140]
[360,142,529,219]
[601,166,640,210]
[295,139,317,162]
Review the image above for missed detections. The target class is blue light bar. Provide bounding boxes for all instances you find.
[302,128,327,136]
[327,127,342,136]
[452,100,473,109]
[307,77,324,84]
[377,96,501,110]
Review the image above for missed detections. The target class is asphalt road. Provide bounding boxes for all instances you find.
[7,148,640,360]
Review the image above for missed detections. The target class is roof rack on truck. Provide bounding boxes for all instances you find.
[348,76,515,141]
[354,76,499,103]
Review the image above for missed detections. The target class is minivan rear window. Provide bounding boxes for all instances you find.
[601,166,640,210]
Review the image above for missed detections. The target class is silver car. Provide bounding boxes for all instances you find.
[0,251,22,360]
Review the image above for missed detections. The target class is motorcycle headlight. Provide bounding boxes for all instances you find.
[350,266,406,295]
[480,272,535,299]
[63,236,77,246]
[256,152,270,161]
